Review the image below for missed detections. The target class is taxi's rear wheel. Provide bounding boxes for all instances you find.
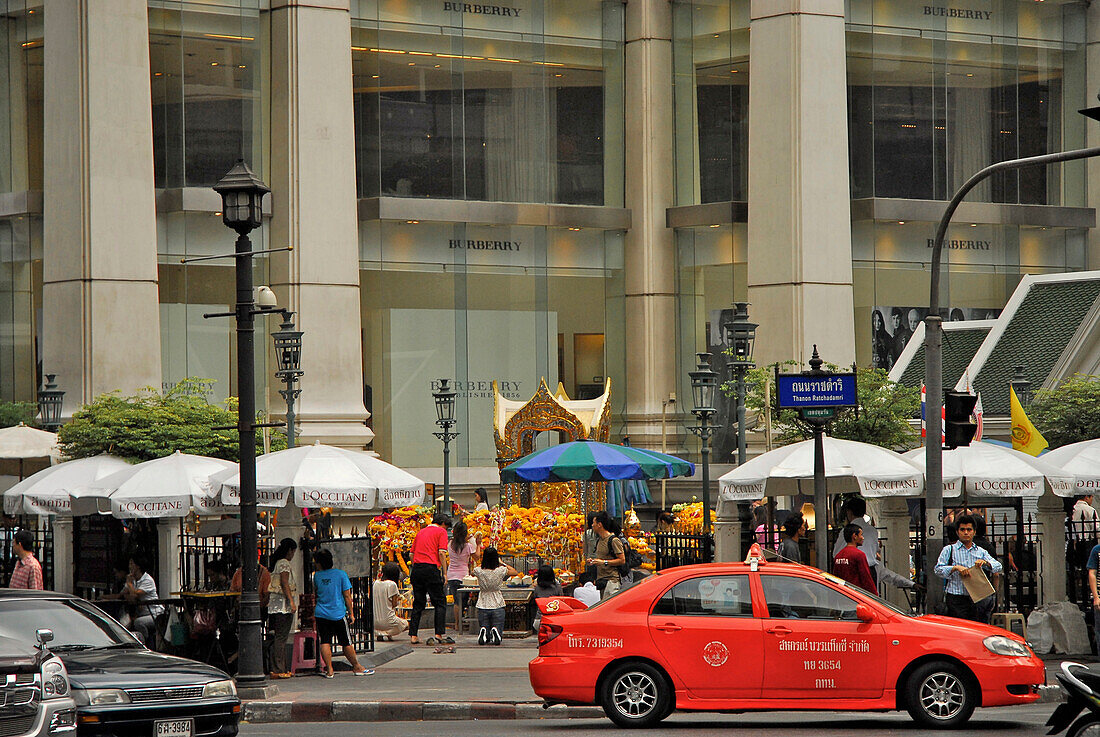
[904,661,976,729]
[600,662,672,728]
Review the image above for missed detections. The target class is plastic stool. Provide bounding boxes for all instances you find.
[290,630,318,673]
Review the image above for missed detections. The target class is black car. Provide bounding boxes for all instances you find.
[0,591,240,737]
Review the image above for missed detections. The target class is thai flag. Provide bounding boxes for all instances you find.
[920,383,945,444]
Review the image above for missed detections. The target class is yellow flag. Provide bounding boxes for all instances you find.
[1010,387,1048,456]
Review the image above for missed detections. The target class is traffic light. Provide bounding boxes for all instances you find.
[944,391,978,449]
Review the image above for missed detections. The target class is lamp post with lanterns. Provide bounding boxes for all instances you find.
[688,353,718,561]
[723,303,757,466]
[37,374,65,432]
[211,160,270,690]
[272,312,304,448]
[432,379,459,512]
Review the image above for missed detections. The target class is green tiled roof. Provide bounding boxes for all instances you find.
[975,280,1100,416]
[897,326,991,393]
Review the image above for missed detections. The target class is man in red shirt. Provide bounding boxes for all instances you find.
[8,530,44,590]
[409,513,452,645]
[832,523,877,595]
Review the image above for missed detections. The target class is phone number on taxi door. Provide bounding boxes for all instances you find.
[803,660,842,671]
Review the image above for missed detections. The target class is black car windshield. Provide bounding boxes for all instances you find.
[0,599,140,650]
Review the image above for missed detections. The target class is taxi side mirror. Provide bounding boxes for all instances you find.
[856,603,875,623]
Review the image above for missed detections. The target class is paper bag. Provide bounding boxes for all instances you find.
[963,563,996,602]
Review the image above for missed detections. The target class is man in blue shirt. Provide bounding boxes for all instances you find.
[934,514,1002,623]
[312,548,373,678]
[1085,540,1100,654]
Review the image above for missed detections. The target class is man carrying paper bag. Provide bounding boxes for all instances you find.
[935,514,1002,623]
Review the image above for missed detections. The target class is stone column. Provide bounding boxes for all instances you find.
[157,519,182,599]
[1037,489,1067,604]
[621,0,677,450]
[268,0,373,450]
[714,499,741,562]
[42,0,161,412]
[746,0,855,368]
[52,517,73,594]
[877,497,912,609]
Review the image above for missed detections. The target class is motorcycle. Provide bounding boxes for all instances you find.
[1048,662,1100,736]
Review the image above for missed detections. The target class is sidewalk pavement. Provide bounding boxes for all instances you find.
[241,635,1081,724]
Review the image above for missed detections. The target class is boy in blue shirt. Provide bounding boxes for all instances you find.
[313,549,373,678]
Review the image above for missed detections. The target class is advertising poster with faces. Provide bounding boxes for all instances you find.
[870,306,1001,370]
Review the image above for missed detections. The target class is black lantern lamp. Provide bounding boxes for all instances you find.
[37,374,65,431]
[213,159,269,235]
[1010,365,1032,407]
[725,302,758,364]
[432,379,460,512]
[272,312,303,377]
[689,353,718,415]
[688,353,718,560]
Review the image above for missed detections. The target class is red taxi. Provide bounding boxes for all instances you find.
[529,554,1043,729]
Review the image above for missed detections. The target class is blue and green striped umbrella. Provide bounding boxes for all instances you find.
[500,440,694,484]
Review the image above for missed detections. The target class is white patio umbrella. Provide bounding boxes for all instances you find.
[903,442,1075,498]
[718,437,926,502]
[2,455,131,515]
[216,442,426,510]
[1041,439,1100,494]
[0,423,59,482]
[84,451,236,519]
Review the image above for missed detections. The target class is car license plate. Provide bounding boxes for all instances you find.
[155,719,193,737]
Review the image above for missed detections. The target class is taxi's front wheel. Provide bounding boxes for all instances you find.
[903,661,976,729]
[600,662,672,728]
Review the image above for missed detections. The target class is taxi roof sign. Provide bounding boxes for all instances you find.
[744,542,766,571]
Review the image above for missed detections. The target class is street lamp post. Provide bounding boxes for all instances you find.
[922,127,1100,615]
[1010,365,1032,408]
[723,303,757,466]
[37,374,65,432]
[432,379,459,513]
[272,312,304,449]
[212,160,270,690]
[689,353,718,561]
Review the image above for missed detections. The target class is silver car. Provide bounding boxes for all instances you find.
[0,628,77,737]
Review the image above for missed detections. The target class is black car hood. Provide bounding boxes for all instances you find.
[62,648,230,690]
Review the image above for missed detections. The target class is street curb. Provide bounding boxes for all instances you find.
[1037,684,1065,704]
[361,643,413,668]
[241,700,604,723]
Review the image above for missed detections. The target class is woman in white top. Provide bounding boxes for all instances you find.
[473,487,490,512]
[473,546,518,646]
[267,538,298,678]
[373,562,409,640]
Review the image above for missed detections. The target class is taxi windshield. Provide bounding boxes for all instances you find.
[828,576,909,616]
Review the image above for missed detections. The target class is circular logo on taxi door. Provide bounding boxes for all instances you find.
[702,641,729,667]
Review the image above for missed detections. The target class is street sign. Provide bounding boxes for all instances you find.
[776,372,857,409]
[800,407,836,421]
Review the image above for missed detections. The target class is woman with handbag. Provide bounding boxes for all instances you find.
[267,538,299,678]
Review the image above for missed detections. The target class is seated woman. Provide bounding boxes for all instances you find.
[372,562,409,641]
[121,555,164,646]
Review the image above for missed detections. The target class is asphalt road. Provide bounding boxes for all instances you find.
[240,704,1054,736]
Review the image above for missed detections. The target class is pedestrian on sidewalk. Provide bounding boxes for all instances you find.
[934,514,1001,623]
[831,524,878,595]
[587,511,625,600]
[7,530,43,590]
[778,513,805,564]
[312,548,373,678]
[373,562,409,641]
[409,513,453,646]
[474,547,518,645]
[446,520,479,632]
[267,538,298,678]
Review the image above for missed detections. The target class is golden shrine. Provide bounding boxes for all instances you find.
[493,378,613,514]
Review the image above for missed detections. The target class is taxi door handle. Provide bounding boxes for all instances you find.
[765,625,792,636]
[654,623,682,632]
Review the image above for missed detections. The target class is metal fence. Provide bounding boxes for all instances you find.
[177,521,275,592]
[653,532,712,570]
[0,517,53,590]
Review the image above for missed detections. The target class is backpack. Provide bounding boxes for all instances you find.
[616,534,643,576]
